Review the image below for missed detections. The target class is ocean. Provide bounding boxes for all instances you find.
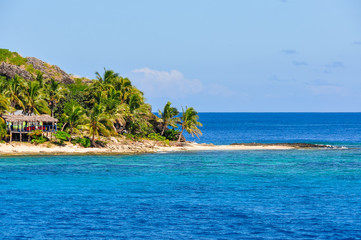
[1,113,361,239]
[185,113,361,146]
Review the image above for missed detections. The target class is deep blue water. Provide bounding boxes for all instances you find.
[1,113,361,239]
[185,113,361,146]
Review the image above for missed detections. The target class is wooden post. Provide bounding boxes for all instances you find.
[51,121,54,141]
[19,121,22,142]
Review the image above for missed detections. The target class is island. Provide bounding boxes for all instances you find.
[0,49,336,156]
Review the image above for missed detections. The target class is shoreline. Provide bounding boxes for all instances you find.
[0,141,336,157]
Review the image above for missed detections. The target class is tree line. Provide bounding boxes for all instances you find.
[0,69,202,145]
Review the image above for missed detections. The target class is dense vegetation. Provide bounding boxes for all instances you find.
[0,50,202,146]
[0,48,28,67]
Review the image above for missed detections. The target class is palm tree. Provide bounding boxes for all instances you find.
[0,93,9,124]
[0,94,9,115]
[125,93,152,135]
[103,88,128,131]
[90,69,118,95]
[95,68,119,85]
[36,72,45,88]
[46,79,67,117]
[3,75,26,111]
[23,81,50,115]
[158,101,179,135]
[61,100,88,141]
[178,107,202,142]
[113,77,133,103]
[0,122,6,141]
[86,104,114,145]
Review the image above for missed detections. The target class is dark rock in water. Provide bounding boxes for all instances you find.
[230,142,333,149]
[0,62,33,80]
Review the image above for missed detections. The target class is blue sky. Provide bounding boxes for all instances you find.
[1,0,361,112]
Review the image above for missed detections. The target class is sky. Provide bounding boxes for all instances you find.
[1,0,361,112]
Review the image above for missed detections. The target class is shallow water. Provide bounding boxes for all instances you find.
[1,113,361,239]
[1,149,361,239]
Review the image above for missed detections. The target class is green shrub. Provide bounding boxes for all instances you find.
[0,49,27,66]
[124,133,141,141]
[164,139,170,146]
[164,129,180,141]
[54,131,70,143]
[80,138,91,148]
[31,136,47,144]
[0,49,12,62]
[9,55,27,66]
[147,133,170,146]
[74,137,91,148]
[25,64,36,74]
[0,123,7,141]
[29,130,48,144]
[147,133,166,141]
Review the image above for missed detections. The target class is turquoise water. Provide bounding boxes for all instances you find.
[1,113,361,239]
[1,151,361,239]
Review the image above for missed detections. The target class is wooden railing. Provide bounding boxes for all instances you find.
[9,125,57,132]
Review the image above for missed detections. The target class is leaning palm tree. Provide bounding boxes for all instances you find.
[23,81,50,115]
[178,107,202,142]
[158,101,179,135]
[86,104,114,145]
[46,79,68,117]
[61,100,88,140]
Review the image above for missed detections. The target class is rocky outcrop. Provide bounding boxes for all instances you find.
[26,57,74,84]
[0,62,33,80]
[0,55,74,84]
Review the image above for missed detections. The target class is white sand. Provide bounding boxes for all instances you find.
[0,142,294,156]
[156,143,293,152]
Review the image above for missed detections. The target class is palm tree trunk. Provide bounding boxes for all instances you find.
[61,122,67,131]
[91,132,95,146]
[69,127,73,142]
[177,128,184,142]
[51,101,55,117]
[161,125,166,136]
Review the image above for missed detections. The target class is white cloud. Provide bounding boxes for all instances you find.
[306,80,347,96]
[131,68,203,98]
[308,85,345,96]
[130,68,234,99]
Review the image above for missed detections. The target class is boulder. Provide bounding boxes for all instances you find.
[0,62,33,80]
[0,55,74,84]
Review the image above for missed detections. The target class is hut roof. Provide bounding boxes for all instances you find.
[2,114,58,123]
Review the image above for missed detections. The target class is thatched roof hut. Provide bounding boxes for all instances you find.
[2,114,58,123]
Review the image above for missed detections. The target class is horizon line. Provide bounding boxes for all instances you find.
[153,111,361,114]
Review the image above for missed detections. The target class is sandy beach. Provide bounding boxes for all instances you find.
[0,141,305,156]
[157,143,294,152]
